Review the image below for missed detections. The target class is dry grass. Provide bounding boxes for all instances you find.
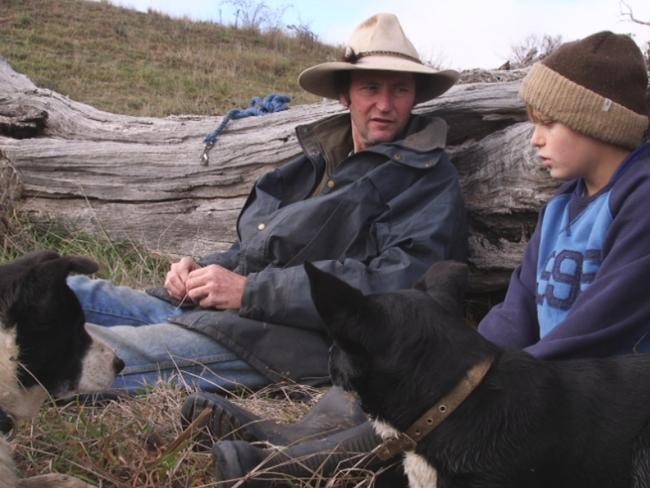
[13,380,391,487]
[0,152,22,239]
[0,0,340,117]
[12,382,329,487]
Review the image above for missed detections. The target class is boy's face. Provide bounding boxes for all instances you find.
[530,122,601,182]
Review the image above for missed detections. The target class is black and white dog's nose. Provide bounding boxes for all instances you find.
[113,357,126,374]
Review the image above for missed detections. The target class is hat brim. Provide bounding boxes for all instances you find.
[298,55,459,104]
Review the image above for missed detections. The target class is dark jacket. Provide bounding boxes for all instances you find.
[167,113,468,383]
[479,143,650,358]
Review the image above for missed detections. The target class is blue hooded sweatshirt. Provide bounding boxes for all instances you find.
[479,143,650,359]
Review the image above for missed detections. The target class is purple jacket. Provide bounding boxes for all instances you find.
[479,143,650,359]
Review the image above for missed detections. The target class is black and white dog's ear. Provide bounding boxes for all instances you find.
[305,262,366,337]
[6,253,98,327]
[0,251,67,313]
[60,256,100,276]
[9,250,61,267]
[4,251,97,282]
[414,260,468,316]
[36,255,99,282]
[20,255,99,308]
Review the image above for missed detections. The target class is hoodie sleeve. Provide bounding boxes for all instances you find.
[478,223,542,349]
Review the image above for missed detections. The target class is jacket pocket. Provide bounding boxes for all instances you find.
[275,179,386,267]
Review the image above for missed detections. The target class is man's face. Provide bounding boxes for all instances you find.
[341,70,416,152]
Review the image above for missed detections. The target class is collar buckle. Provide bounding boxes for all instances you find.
[373,432,416,461]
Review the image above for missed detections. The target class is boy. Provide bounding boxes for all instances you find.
[479,30,650,358]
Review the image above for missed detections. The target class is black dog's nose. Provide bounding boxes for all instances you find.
[113,357,125,374]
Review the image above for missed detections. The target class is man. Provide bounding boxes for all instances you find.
[68,12,466,392]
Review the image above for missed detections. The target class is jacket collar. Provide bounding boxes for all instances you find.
[295,113,448,171]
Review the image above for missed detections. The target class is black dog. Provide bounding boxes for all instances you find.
[0,251,124,487]
[305,261,650,488]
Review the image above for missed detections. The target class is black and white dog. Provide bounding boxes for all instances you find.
[0,251,124,487]
[305,261,650,488]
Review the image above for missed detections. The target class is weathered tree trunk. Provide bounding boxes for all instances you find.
[1,58,647,292]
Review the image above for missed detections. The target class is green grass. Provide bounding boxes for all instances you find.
[1,211,169,288]
[0,0,341,117]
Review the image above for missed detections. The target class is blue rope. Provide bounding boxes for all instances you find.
[201,93,291,165]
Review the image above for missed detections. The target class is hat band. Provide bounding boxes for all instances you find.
[343,49,422,65]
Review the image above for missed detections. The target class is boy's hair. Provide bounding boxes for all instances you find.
[520,31,648,149]
[526,105,554,125]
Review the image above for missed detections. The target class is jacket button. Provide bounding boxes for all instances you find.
[327,179,336,189]
[394,153,401,160]
[257,223,266,230]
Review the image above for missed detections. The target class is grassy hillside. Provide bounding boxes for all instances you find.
[0,0,340,116]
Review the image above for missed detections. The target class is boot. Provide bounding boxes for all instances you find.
[211,420,407,487]
[181,386,367,446]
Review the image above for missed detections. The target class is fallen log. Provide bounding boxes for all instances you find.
[1,58,647,293]
[0,150,22,238]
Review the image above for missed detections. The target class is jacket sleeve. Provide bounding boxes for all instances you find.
[477,223,541,349]
[239,170,467,331]
[521,169,650,359]
[197,241,241,270]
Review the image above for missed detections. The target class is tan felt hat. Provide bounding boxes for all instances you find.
[298,13,459,104]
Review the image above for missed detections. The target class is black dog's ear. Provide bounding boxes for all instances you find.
[414,261,468,315]
[305,262,366,335]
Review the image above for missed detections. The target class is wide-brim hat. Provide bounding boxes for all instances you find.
[298,13,459,104]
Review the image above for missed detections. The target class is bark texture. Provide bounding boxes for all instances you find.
[2,58,648,291]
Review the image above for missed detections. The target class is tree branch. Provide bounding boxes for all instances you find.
[620,1,650,27]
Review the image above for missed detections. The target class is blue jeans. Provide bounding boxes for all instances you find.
[67,275,268,393]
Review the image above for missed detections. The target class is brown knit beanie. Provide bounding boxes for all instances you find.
[520,31,649,149]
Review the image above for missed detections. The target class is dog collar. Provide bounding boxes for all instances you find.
[0,407,15,435]
[373,356,494,461]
